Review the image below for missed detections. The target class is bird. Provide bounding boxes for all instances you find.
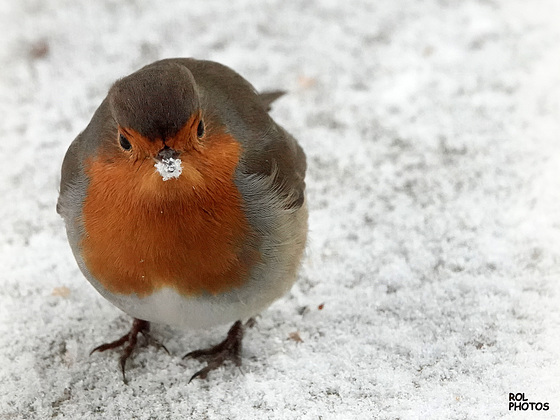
[57,58,307,382]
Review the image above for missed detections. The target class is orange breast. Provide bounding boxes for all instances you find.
[80,133,259,297]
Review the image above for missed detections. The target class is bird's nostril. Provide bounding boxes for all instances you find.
[157,146,179,161]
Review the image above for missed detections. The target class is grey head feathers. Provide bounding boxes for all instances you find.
[108,62,200,141]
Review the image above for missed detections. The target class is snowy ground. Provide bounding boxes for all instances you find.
[1,0,559,419]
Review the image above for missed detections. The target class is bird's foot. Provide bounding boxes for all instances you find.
[183,318,255,382]
[90,318,168,384]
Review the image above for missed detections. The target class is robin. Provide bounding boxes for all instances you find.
[57,58,307,382]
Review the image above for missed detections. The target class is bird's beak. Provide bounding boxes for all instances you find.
[154,147,182,181]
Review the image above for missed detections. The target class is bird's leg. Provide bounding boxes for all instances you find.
[90,318,168,383]
[183,318,255,382]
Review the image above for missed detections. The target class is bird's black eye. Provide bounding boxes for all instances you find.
[197,120,205,138]
[119,133,132,150]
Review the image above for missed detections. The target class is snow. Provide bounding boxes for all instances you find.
[1,0,560,419]
[155,157,183,181]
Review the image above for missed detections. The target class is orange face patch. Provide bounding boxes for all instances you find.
[80,129,260,297]
[118,112,202,157]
